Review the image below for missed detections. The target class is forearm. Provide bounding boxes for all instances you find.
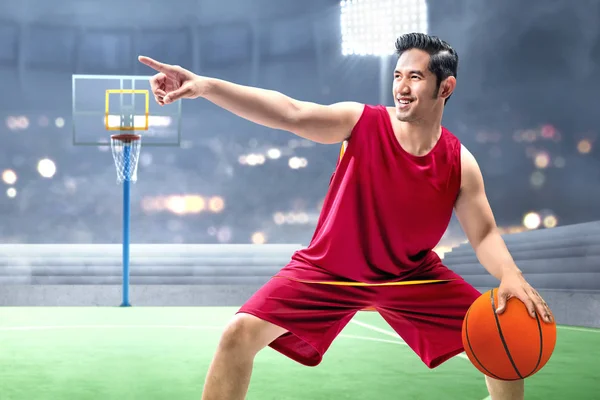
[202,77,301,133]
[473,229,522,281]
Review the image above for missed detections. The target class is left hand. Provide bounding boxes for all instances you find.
[495,270,554,323]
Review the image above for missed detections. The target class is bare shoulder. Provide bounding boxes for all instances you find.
[323,101,364,113]
[460,144,484,191]
[331,101,365,112]
[293,101,365,144]
[460,144,477,167]
[331,101,365,140]
[331,101,366,125]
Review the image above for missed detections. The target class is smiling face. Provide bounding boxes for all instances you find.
[392,48,455,123]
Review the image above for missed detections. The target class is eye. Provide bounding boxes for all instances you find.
[411,75,421,80]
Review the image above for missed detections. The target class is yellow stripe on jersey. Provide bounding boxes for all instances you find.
[339,140,348,162]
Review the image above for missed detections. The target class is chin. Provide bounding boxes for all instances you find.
[395,110,414,122]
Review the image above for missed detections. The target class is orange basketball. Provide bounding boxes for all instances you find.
[461,288,557,380]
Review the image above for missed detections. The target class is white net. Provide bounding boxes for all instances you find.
[111,135,142,183]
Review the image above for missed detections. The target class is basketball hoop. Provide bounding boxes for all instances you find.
[70,74,184,307]
[110,133,141,183]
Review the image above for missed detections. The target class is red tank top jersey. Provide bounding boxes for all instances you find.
[279,104,463,284]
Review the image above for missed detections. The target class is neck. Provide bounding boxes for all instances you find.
[394,107,444,156]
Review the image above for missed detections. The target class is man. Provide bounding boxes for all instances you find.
[139,33,554,400]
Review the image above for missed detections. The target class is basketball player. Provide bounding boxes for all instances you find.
[139,33,554,400]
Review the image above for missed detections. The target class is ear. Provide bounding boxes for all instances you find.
[439,76,456,100]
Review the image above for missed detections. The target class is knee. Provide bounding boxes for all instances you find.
[217,314,267,355]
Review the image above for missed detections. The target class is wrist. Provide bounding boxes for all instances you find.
[195,76,215,98]
[501,264,522,279]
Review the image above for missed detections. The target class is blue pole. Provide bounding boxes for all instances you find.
[121,144,132,307]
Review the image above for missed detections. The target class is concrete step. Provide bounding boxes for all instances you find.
[446,234,600,257]
[447,256,600,276]
[0,244,302,257]
[464,272,600,291]
[0,266,282,277]
[0,257,289,267]
[24,276,274,285]
[444,245,600,265]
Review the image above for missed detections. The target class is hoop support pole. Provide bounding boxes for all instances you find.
[120,144,132,307]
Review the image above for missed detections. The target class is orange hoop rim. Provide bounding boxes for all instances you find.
[111,134,141,143]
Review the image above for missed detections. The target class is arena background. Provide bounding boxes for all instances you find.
[0,0,598,248]
[0,0,599,399]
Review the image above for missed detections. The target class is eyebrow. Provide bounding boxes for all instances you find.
[394,70,425,77]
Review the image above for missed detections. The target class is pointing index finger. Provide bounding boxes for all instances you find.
[138,56,176,76]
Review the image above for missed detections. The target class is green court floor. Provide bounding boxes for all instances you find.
[0,307,597,399]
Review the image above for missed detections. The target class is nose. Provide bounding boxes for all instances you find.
[396,77,411,94]
[400,84,411,95]
[393,76,411,99]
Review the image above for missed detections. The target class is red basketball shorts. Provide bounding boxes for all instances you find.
[237,263,481,369]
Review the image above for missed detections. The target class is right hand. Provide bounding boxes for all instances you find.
[138,56,206,105]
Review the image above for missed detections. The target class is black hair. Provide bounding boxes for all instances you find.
[394,33,458,104]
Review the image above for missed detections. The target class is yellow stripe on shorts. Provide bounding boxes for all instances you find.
[275,276,454,286]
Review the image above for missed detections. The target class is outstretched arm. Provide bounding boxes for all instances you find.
[454,145,554,323]
[202,78,363,144]
[138,56,363,144]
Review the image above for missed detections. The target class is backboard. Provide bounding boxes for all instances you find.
[72,74,182,147]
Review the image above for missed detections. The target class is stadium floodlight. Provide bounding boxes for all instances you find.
[339,0,429,105]
[340,0,429,57]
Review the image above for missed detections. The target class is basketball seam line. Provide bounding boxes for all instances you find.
[464,307,502,380]
[529,311,543,376]
[490,289,524,379]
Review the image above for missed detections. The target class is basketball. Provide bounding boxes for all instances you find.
[461,288,557,380]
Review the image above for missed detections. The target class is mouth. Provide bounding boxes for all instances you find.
[396,95,414,109]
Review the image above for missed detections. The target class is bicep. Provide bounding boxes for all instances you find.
[454,146,497,248]
[290,101,364,144]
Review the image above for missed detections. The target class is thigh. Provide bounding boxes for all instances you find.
[238,276,372,366]
[375,264,481,368]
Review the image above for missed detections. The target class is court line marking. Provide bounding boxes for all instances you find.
[0,324,224,332]
[349,319,600,400]
[0,323,409,346]
[351,319,494,400]
[0,323,488,399]
[349,319,469,361]
[0,324,407,347]
[351,319,492,400]
[338,333,408,346]
[557,326,600,333]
